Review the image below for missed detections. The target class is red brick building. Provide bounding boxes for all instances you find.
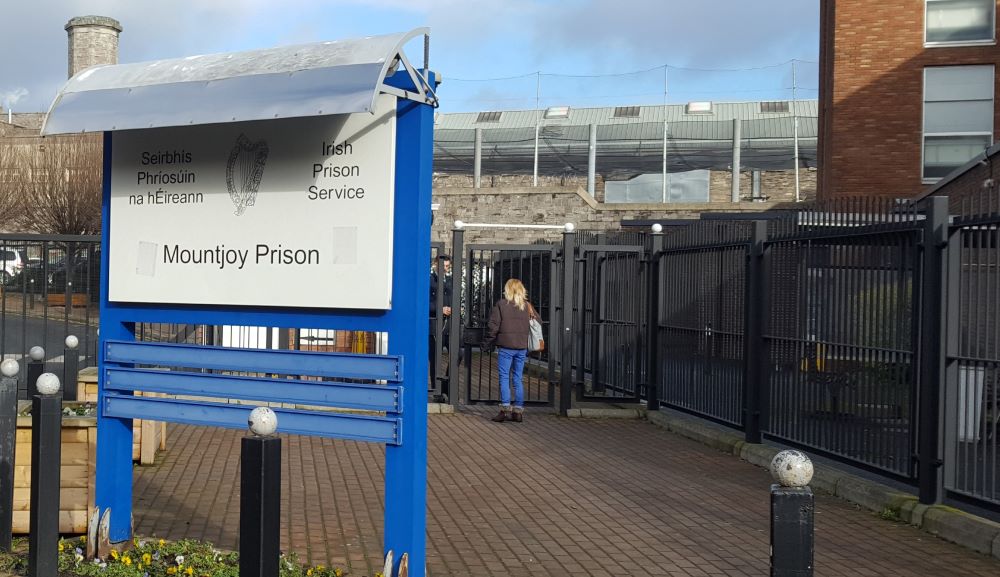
[819,0,1000,199]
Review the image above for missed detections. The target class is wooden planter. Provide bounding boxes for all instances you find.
[13,410,97,534]
[76,367,167,465]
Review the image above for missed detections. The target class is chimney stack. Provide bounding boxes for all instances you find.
[65,16,122,79]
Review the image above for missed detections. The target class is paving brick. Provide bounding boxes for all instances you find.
[133,409,1000,576]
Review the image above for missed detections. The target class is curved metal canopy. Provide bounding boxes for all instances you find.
[42,28,435,135]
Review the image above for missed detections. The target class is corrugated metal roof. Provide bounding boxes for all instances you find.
[437,100,818,130]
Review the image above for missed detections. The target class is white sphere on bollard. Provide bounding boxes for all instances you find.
[651,223,663,233]
[0,359,19,378]
[65,335,79,350]
[248,407,278,437]
[770,450,814,488]
[28,346,45,361]
[564,222,576,233]
[36,373,60,396]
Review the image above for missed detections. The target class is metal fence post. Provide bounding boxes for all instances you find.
[560,224,576,416]
[587,124,597,196]
[473,128,482,189]
[431,254,445,401]
[29,373,61,577]
[447,224,465,406]
[917,196,949,505]
[731,118,742,203]
[0,360,18,551]
[646,226,664,411]
[743,220,767,443]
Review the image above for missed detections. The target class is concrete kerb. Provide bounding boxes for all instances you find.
[646,408,1000,562]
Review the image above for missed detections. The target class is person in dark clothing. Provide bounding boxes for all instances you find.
[429,255,452,393]
[482,278,538,422]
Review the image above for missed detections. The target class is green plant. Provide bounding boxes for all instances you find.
[37,537,348,577]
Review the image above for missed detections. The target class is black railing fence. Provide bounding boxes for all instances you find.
[440,192,1000,514]
[3,191,999,514]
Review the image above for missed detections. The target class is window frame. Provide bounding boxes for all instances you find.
[921,64,995,183]
[924,0,996,47]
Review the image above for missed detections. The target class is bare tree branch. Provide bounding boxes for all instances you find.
[15,134,102,235]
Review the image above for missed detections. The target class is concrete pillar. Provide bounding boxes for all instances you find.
[66,16,123,79]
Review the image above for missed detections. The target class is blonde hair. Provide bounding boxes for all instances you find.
[504,279,527,311]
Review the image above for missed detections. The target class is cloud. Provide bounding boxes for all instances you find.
[1,88,30,109]
[0,0,818,113]
[529,0,819,69]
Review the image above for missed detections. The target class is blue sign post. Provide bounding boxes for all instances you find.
[43,30,437,577]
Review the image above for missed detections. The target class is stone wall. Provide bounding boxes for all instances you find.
[431,186,797,246]
[66,16,122,78]
[435,167,816,207]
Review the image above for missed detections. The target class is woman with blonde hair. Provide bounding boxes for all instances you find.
[483,278,538,422]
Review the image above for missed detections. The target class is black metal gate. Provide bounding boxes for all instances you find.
[462,244,557,405]
[575,242,646,402]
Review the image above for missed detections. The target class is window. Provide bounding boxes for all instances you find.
[544,106,570,119]
[760,101,790,113]
[923,65,994,180]
[613,106,640,118]
[926,0,995,44]
[685,101,713,114]
[475,111,501,123]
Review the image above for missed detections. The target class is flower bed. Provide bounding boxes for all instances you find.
[0,538,361,577]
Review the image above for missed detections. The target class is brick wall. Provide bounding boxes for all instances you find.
[819,0,1000,200]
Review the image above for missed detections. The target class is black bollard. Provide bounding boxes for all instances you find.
[63,339,79,402]
[0,362,19,551]
[26,357,43,399]
[239,434,281,577]
[770,484,814,577]
[29,375,62,577]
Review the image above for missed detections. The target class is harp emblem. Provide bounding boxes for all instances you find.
[226,134,269,216]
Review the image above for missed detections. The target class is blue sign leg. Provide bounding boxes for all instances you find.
[96,322,136,543]
[382,81,433,576]
[96,131,136,544]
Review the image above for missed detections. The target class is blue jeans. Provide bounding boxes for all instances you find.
[497,347,526,408]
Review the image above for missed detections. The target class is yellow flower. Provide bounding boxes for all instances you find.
[58,542,64,552]
[167,567,177,575]
[186,567,194,575]
[159,539,166,547]
[110,550,120,560]
[307,569,314,576]
[334,569,342,577]
[123,556,132,566]
[80,536,86,543]
[142,553,152,565]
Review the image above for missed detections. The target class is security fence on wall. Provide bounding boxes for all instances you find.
[434,116,819,201]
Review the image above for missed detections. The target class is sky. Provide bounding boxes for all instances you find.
[0,0,820,115]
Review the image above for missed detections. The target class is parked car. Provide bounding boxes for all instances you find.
[0,248,29,286]
[47,251,101,297]
[9,249,101,298]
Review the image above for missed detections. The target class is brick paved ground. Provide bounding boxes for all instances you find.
[133,408,1000,577]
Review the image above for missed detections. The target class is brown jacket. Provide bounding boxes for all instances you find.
[484,299,536,350]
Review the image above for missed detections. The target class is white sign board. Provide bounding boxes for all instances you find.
[109,94,397,309]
